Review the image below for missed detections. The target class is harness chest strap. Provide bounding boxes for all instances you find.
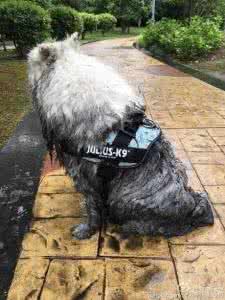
[81,118,161,174]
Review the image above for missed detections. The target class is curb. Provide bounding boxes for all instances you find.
[134,42,225,91]
[0,112,46,299]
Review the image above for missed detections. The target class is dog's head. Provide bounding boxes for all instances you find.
[28,33,79,87]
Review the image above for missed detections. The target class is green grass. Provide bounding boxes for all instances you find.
[0,27,143,149]
[0,52,31,149]
[190,59,225,72]
[81,27,143,44]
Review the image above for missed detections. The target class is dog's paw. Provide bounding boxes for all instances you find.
[71,223,93,240]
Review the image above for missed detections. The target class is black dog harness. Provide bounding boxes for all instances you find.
[81,117,161,223]
[82,118,161,180]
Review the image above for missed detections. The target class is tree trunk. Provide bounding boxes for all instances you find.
[188,0,193,23]
[121,21,127,34]
[138,18,142,28]
[81,31,86,40]
[0,35,7,51]
[2,40,7,51]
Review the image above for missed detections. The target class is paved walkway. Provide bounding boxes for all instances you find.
[8,38,225,300]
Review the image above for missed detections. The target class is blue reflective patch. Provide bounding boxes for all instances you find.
[106,126,160,150]
[106,131,117,145]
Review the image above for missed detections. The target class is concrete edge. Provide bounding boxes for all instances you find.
[134,42,225,91]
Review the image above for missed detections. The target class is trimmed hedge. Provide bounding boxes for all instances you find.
[97,13,117,35]
[80,12,98,39]
[50,5,83,40]
[0,0,51,57]
[140,17,224,60]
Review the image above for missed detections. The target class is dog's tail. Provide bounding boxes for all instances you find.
[120,191,214,238]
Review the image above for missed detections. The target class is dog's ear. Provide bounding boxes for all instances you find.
[67,32,80,50]
[70,32,79,42]
[39,45,57,64]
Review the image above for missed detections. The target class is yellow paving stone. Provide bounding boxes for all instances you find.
[163,129,184,150]
[207,128,225,137]
[21,218,99,258]
[187,151,225,165]
[186,170,204,192]
[47,168,66,176]
[211,136,225,146]
[40,260,104,300]
[197,117,225,127]
[171,245,225,300]
[214,205,225,228]
[194,164,225,186]
[170,219,225,245]
[216,110,225,118]
[177,129,220,152]
[8,258,49,300]
[221,146,225,155]
[105,259,181,300]
[204,186,225,204]
[33,193,86,218]
[175,149,192,170]
[38,175,75,194]
[100,225,170,258]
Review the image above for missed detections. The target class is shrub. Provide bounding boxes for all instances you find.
[97,13,117,35]
[80,12,98,40]
[140,17,224,60]
[0,0,51,57]
[27,0,53,9]
[50,6,83,40]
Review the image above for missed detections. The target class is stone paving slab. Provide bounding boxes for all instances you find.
[171,245,225,300]
[186,169,204,192]
[21,218,99,258]
[7,258,50,300]
[187,151,225,165]
[100,226,170,259]
[205,186,225,204]
[194,164,225,186]
[163,129,184,150]
[170,219,225,245]
[214,205,225,228]
[176,129,220,152]
[41,259,104,300]
[33,192,85,218]
[105,259,181,300]
[207,128,225,137]
[38,175,75,193]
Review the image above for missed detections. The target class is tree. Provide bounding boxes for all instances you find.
[154,0,225,21]
[50,5,83,40]
[80,12,98,39]
[27,0,53,8]
[111,0,149,32]
[0,0,51,57]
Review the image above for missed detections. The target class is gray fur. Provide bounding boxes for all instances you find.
[28,35,214,239]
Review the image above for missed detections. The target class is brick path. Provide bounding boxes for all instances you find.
[8,38,225,300]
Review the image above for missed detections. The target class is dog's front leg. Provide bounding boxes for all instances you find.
[72,194,101,240]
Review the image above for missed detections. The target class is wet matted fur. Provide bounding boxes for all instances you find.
[28,34,214,239]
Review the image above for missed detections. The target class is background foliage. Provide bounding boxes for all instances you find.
[140,16,224,60]
[0,0,51,57]
[50,5,83,40]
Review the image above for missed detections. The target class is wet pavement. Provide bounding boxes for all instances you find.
[0,112,46,299]
[4,37,225,299]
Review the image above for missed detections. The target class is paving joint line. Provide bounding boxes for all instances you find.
[20,255,173,261]
[37,259,51,300]
[185,149,225,229]
[168,242,184,300]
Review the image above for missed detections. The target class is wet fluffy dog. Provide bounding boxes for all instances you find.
[28,34,214,239]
